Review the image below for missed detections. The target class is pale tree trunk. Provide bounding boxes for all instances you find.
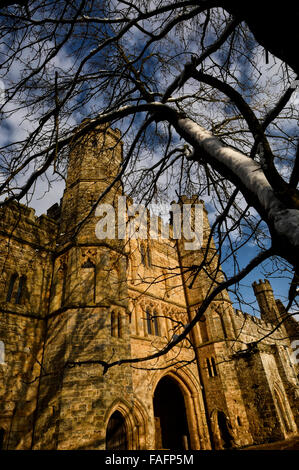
[170,116,299,270]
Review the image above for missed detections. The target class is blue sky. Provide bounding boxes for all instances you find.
[1,4,297,319]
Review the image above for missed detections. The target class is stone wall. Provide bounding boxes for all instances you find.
[0,126,298,450]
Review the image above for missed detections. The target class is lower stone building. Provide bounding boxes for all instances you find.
[0,125,298,450]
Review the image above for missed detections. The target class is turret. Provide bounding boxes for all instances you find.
[252,279,280,323]
[59,121,123,243]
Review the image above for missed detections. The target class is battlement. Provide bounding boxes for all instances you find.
[235,307,275,329]
[0,200,59,250]
[251,278,280,323]
[252,278,272,293]
[233,295,288,344]
[71,118,121,137]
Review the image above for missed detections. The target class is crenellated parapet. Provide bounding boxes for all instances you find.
[252,279,281,324]
[0,200,59,251]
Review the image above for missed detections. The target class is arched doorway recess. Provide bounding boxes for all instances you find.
[153,375,191,450]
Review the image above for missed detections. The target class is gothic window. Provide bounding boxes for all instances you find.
[118,313,124,339]
[206,357,217,377]
[146,308,160,336]
[153,310,160,336]
[6,273,18,302]
[16,275,26,304]
[200,316,209,343]
[111,311,124,338]
[140,243,146,266]
[6,273,27,304]
[146,309,152,335]
[206,358,213,377]
[218,312,228,338]
[81,258,96,304]
[211,357,218,376]
[147,245,152,267]
[81,258,95,269]
[140,243,152,268]
[50,258,67,311]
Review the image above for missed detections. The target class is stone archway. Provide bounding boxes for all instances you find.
[210,410,235,449]
[106,410,128,450]
[153,375,191,450]
[104,398,148,450]
[216,411,235,449]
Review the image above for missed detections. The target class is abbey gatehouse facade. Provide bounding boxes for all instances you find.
[0,125,298,450]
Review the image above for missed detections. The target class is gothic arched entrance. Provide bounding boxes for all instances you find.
[153,375,190,450]
[106,411,128,450]
[216,411,234,449]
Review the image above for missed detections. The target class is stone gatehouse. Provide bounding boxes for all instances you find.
[0,125,298,450]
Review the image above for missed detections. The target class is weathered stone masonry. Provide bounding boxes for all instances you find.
[0,125,298,450]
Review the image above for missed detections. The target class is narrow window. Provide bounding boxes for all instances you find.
[162,269,170,297]
[147,245,152,267]
[153,311,160,336]
[16,275,26,304]
[206,358,213,377]
[219,313,228,338]
[118,312,123,338]
[61,269,67,306]
[59,263,67,308]
[146,309,152,335]
[237,416,242,426]
[211,357,218,376]
[111,311,118,337]
[140,243,146,266]
[81,258,96,303]
[200,316,209,343]
[6,273,18,302]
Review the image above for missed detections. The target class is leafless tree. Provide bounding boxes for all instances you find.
[0,0,298,371]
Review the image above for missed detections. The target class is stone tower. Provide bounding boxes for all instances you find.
[252,279,281,323]
[0,123,298,451]
[32,124,133,450]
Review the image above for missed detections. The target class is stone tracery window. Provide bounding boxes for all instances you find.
[146,308,160,336]
[140,242,152,268]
